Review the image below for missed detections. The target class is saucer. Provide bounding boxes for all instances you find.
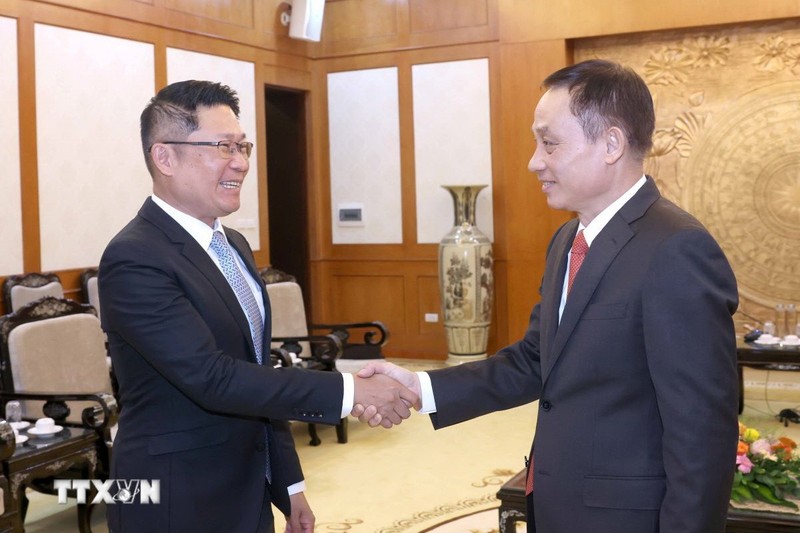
[14,435,28,444]
[755,336,779,345]
[27,425,63,437]
[10,421,30,431]
[783,340,800,347]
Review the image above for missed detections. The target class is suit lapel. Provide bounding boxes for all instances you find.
[138,199,259,363]
[540,221,576,352]
[541,177,661,381]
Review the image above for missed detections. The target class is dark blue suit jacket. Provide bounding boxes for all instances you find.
[428,178,739,533]
[99,198,343,532]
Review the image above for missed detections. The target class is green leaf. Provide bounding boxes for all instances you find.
[753,484,783,505]
[732,485,754,501]
[756,475,776,488]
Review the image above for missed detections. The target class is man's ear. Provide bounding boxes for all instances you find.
[150,144,175,177]
[604,126,626,164]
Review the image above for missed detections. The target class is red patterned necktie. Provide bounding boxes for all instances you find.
[526,230,590,495]
[567,230,588,294]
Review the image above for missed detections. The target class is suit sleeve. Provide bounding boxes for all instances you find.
[425,222,577,429]
[100,235,344,425]
[429,299,544,429]
[643,229,738,533]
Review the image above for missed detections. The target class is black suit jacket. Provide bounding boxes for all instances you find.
[428,178,739,533]
[99,198,343,532]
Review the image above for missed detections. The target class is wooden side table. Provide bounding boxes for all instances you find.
[737,341,800,413]
[496,468,800,533]
[496,469,527,533]
[3,426,99,533]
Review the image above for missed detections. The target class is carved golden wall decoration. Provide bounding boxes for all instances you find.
[576,20,800,327]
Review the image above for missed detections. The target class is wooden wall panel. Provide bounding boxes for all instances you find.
[318,0,498,58]
[498,40,573,340]
[499,0,800,43]
[164,0,255,28]
[409,0,489,33]
[416,274,442,336]
[28,0,310,54]
[323,0,399,41]
[330,274,406,326]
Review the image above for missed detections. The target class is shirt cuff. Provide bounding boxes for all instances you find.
[341,372,354,419]
[416,371,437,414]
[287,480,306,496]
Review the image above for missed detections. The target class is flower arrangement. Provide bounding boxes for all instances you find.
[732,422,800,509]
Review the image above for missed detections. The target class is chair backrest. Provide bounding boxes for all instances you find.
[0,297,112,422]
[2,273,64,312]
[80,268,100,317]
[259,266,297,285]
[265,281,311,356]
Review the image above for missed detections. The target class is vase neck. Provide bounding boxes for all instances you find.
[445,185,486,226]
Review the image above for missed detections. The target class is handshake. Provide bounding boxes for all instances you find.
[350,362,421,428]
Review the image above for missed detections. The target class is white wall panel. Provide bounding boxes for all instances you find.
[328,67,402,244]
[35,24,154,271]
[413,58,494,243]
[166,49,260,248]
[0,17,22,275]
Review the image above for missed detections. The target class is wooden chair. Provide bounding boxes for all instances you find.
[259,267,389,365]
[261,268,390,445]
[262,277,346,445]
[1,273,64,313]
[0,421,17,532]
[79,268,100,317]
[0,296,118,529]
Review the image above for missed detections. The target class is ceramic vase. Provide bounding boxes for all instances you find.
[438,185,494,365]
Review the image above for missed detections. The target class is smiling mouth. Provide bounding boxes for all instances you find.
[220,181,241,190]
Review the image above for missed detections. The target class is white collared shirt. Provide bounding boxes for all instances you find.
[151,195,265,321]
[557,175,647,321]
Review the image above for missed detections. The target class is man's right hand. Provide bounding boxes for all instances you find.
[352,362,422,427]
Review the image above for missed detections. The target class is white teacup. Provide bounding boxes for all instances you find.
[35,417,56,432]
[784,335,800,345]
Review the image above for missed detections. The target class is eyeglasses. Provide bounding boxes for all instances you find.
[151,140,254,159]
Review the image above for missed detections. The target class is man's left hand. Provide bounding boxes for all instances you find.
[286,492,315,533]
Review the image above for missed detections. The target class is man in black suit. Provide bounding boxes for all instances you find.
[99,80,416,533]
[356,60,739,533]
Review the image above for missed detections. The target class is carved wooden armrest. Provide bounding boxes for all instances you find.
[310,321,389,346]
[272,334,344,368]
[270,347,293,368]
[0,391,118,430]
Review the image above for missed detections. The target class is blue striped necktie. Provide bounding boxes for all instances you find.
[209,230,271,481]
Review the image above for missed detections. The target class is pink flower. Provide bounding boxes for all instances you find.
[736,454,753,473]
[750,438,773,457]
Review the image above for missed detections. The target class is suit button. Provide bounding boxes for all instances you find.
[256,442,265,452]
[541,400,552,411]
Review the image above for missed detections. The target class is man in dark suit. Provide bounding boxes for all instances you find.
[356,60,739,532]
[99,80,416,533]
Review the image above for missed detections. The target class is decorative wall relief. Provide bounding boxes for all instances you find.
[576,20,800,327]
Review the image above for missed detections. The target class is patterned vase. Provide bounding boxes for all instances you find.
[439,185,494,365]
